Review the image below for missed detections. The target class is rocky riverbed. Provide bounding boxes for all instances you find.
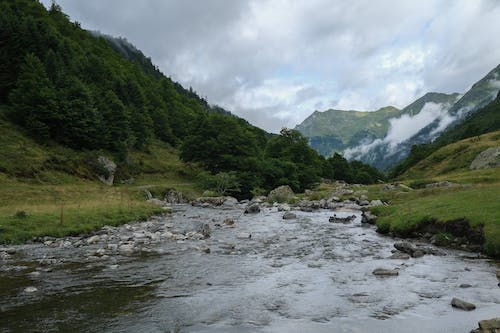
[1,202,499,332]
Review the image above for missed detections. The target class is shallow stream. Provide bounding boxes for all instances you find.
[1,205,499,332]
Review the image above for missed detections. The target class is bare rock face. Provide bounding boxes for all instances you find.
[267,185,294,203]
[470,147,500,170]
[97,156,117,186]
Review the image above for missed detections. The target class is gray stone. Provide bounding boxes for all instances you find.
[86,235,101,245]
[479,318,500,331]
[267,185,294,203]
[223,218,235,225]
[24,286,38,293]
[370,200,383,207]
[236,233,251,239]
[282,212,297,220]
[470,147,500,170]
[165,189,185,204]
[372,268,399,276]
[388,252,410,260]
[278,204,291,212]
[459,283,472,288]
[245,203,260,214]
[451,297,476,311]
[96,156,117,186]
[196,223,211,238]
[361,211,377,224]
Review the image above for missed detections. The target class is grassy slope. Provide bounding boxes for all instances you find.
[296,106,400,142]
[0,112,200,243]
[366,131,500,257]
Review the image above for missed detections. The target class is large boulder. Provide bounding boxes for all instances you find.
[267,185,294,203]
[96,156,117,186]
[470,147,500,170]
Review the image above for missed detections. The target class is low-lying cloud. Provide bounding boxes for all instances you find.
[344,102,455,159]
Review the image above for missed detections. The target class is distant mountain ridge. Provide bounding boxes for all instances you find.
[295,106,399,156]
[296,64,500,170]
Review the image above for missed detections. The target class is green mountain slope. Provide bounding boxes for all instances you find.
[295,106,399,155]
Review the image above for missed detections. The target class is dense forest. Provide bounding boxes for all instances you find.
[390,91,500,178]
[0,0,384,197]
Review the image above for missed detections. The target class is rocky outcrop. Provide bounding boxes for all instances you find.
[470,147,500,170]
[267,185,294,203]
[451,297,476,311]
[96,156,117,186]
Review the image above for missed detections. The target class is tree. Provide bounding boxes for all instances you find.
[9,53,58,141]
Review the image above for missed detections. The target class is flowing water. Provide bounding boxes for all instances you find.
[1,205,499,332]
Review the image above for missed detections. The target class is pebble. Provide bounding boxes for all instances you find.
[24,286,38,293]
[372,268,399,276]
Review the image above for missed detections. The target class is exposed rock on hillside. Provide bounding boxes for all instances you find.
[470,146,500,170]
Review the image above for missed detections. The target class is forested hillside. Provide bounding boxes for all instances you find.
[0,0,384,198]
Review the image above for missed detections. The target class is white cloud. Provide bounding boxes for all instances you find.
[42,0,500,132]
[344,102,455,159]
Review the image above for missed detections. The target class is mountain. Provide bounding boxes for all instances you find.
[391,90,500,177]
[295,106,399,156]
[343,92,461,169]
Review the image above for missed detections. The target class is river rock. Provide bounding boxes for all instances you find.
[473,318,500,332]
[329,214,356,224]
[451,297,476,311]
[237,232,251,239]
[245,203,260,214]
[470,147,500,170]
[496,270,500,280]
[283,212,297,220]
[388,252,410,260]
[119,244,135,254]
[372,268,399,276]
[196,223,211,238]
[165,189,185,204]
[224,218,235,225]
[459,283,472,288]
[96,155,117,186]
[267,185,294,203]
[222,197,238,207]
[278,204,291,212]
[361,211,377,224]
[24,286,38,293]
[86,235,101,245]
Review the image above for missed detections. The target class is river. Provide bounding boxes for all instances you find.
[1,204,499,332]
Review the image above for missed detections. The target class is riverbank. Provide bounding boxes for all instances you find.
[0,173,200,244]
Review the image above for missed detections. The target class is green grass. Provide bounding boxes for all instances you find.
[371,183,500,257]
[0,113,201,243]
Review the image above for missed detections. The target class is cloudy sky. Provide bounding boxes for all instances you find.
[42,0,500,133]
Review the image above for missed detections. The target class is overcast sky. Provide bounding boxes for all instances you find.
[41,0,500,133]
